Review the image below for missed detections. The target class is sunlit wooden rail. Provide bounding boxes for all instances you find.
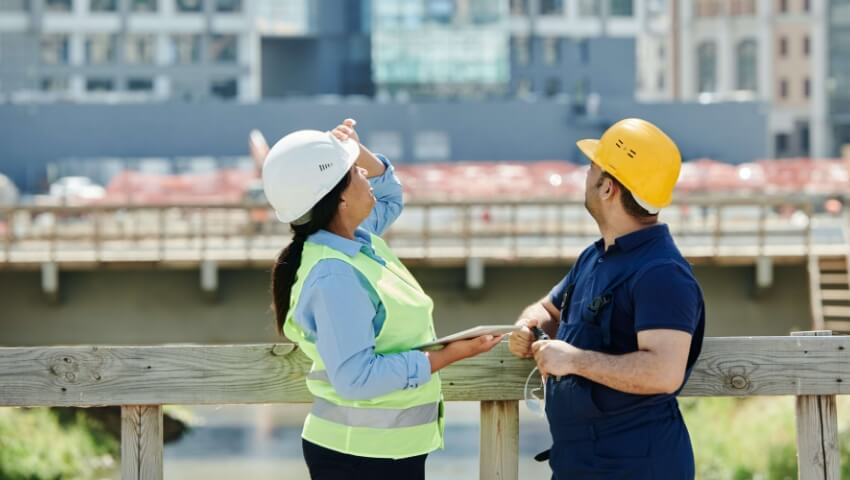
[0,195,846,268]
[0,331,845,479]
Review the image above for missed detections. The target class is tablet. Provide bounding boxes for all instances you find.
[414,325,520,350]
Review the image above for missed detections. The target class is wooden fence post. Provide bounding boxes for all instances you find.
[480,400,519,480]
[121,405,163,480]
[791,331,840,480]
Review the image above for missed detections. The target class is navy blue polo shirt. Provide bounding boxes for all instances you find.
[549,224,704,410]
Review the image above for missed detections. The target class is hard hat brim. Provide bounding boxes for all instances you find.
[577,139,600,164]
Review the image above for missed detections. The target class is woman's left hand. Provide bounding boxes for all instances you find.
[331,118,360,144]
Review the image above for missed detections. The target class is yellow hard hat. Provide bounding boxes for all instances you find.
[577,118,681,213]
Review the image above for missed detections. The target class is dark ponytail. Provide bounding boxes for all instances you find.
[272,171,352,336]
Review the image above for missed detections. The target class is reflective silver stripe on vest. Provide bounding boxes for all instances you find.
[311,397,440,429]
[307,370,330,383]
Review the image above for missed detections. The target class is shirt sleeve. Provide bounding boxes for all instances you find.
[294,259,431,401]
[632,263,702,335]
[360,154,404,236]
[548,272,574,310]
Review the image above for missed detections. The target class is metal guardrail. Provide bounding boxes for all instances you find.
[0,195,845,266]
[0,331,845,479]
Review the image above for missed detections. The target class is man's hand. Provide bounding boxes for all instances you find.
[508,318,538,359]
[532,339,583,378]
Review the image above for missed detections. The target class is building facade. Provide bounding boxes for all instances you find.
[0,0,259,101]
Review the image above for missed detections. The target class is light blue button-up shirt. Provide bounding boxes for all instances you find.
[293,155,432,401]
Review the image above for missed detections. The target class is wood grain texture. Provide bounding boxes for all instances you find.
[1,336,849,406]
[480,400,518,480]
[792,331,840,480]
[121,405,163,480]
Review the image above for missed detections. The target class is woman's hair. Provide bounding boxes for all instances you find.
[271,170,352,336]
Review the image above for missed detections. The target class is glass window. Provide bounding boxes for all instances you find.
[540,0,564,15]
[177,0,201,12]
[578,0,600,16]
[469,0,503,23]
[695,0,722,17]
[127,78,154,91]
[425,0,454,24]
[544,77,561,97]
[610,0,634,16]
[210,78,238,99]
[517,77,532,96]
[778,0,788,13]
[775,133,789,154]
[0,0,30,11]
[657,71,665,90]
[215,0,240,12]
[803,35,810,56]
[736,39,758,91]
[804,0,810,12]
[513,36,530,66]
[40,34,69,65]
[86,78,114,92]
[209,34,237,63]
[45,0,71,12]
[730,0,756,15]
[543,37,560,65]
[779,36,788,57]
[125,34,156,64]
[579,39,590,65]
[90,0,117,12]
[367,132,403,160]
[131,0,156,12]
[804,77,810,98]
[40,76,68,92]
[779,78,788,98]
[800,124,810,154]
[170,34,201,64]
[413,131,450,162]
[697,41,717,93]
[86,34,118,64]
[510,0,528,15]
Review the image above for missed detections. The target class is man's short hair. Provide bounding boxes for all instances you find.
[598,171,657,221]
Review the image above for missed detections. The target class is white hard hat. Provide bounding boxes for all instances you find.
[262,130,360,224]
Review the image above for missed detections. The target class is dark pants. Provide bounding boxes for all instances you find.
[302,439,427,480]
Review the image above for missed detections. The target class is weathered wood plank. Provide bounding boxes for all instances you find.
[121,405,163,480]
[819,290,850,301]
[480,400,518,480]
[817,258,847,271]
[792,331,840,480]
[1,336,849,406]
[823,305,850,318]
[824,320,850,332]
[820,274,849,285]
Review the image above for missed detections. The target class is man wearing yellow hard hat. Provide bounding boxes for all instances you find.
[509,118,705,479]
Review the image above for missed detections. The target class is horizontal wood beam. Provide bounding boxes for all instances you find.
[1,336,849,407]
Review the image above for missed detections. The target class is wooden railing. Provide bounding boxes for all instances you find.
[0,195,844,265]
[0,331,846,479]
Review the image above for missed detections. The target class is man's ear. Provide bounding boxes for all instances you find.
[600,176,616,200]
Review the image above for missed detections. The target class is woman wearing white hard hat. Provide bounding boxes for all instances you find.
[264,119,501,479]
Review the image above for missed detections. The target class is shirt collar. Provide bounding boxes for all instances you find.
[594,223,669,254]
[307,228,373,258]
[614,223,669,252]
